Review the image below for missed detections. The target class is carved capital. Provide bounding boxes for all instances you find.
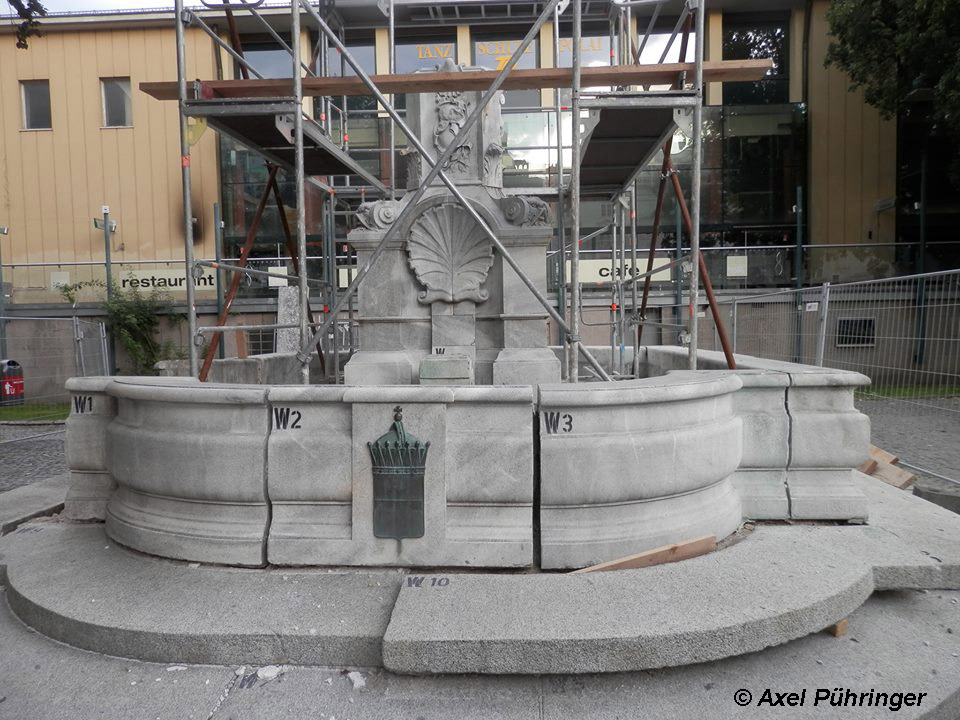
[357,200,398,231]
[499,196,551,227]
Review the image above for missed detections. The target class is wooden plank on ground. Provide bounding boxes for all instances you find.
[872,461,915,490]
[826,618,849,637]
[870,445,899,465]
[857,458,879,475]
[570,535,717,574]
[140,59,774,101]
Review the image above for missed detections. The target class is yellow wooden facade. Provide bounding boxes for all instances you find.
[0,22,220,302]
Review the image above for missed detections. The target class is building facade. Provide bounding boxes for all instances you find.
[0,0,953,313]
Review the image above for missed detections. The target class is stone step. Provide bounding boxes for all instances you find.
[381,525,948,674]
[1,524,402,667]
[3,476,958,674]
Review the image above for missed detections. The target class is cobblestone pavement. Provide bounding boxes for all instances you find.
[0,424,67,494]
[857,396,960,481]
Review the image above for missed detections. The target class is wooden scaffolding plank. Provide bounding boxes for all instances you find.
[570,535,717,574]
[140,59,774,101]
[870,445,899,465]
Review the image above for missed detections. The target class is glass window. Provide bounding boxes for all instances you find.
[723,13,789,105]
[101,78,132,127]
[238,39,293,79]
[324,41,377,113]
[472,36,539,108]
[21,80,51,130]
[394,35,456,110]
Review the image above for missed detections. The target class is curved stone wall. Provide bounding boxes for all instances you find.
[105,379,271,566]
[538,374,745,569]
[62,348,872,570]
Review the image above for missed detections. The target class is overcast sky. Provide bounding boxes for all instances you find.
[6,0,206,13]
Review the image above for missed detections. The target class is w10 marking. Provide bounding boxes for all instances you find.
[73,395,93,414]
[273,406,302,430]
[406,576,450,588]
[542,411,573,434]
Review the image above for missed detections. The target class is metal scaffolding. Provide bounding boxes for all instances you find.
[167,0,747,383]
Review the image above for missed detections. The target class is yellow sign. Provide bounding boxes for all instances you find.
[416,44,454,60]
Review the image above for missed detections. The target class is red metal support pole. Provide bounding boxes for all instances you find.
[667,162,737,369]
[199,164,280,380]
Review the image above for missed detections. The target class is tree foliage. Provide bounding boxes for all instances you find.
[825,0,960,136]
[6,0,47,49]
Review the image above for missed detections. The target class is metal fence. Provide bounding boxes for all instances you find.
[720,269,960,482]
[0,316,108,421]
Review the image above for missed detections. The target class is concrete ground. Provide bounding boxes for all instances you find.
[860,396,960,481]
[0,583,958,720]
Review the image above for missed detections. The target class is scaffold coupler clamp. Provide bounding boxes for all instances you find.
[296,350,312,365]
[565,333,581,345]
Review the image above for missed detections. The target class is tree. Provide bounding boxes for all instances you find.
[6,0,47,49]
[825,0,960,141]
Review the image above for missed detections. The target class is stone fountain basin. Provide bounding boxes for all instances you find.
[64,346,871,569]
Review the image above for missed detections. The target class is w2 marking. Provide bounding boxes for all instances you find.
[273,406,302,430]
[542,411,573,434]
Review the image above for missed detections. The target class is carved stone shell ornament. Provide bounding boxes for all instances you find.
[406,203,494,305]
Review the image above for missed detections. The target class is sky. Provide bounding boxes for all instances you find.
[6,0,216,12]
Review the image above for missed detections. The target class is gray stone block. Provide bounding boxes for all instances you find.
[432,314,476,348]
[732,469,789,520]
[344,351,415,385]
[64,471,116,521]
[787,469,869,521]
[382,527,876,674]
[4,524,400,667]
[419,354,472,385]
[492,347,560,386]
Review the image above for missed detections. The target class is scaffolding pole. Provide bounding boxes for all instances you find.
[175,0,199,377]
[687,0,704,370]
[291,0,310,384]
[569,0,583,382]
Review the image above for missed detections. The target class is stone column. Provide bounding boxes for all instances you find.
[64,377,116,520]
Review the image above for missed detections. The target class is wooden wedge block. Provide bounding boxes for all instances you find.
[870,445,899,465]
[857,458,879,475]
[826,619,849,637]
[872,461,915,489]
[571,535,717,574]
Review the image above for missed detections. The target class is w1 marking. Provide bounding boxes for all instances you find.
[542,411,573,434]
[273,406,302,430]
[73,395,93,414]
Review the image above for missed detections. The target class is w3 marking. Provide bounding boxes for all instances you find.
[273,406,302,430]
[542,411,573,434]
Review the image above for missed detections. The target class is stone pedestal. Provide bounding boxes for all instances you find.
[420,354,473,385]
[344,351,415,385]
[493,347,560,385]
[64,377,116,521]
